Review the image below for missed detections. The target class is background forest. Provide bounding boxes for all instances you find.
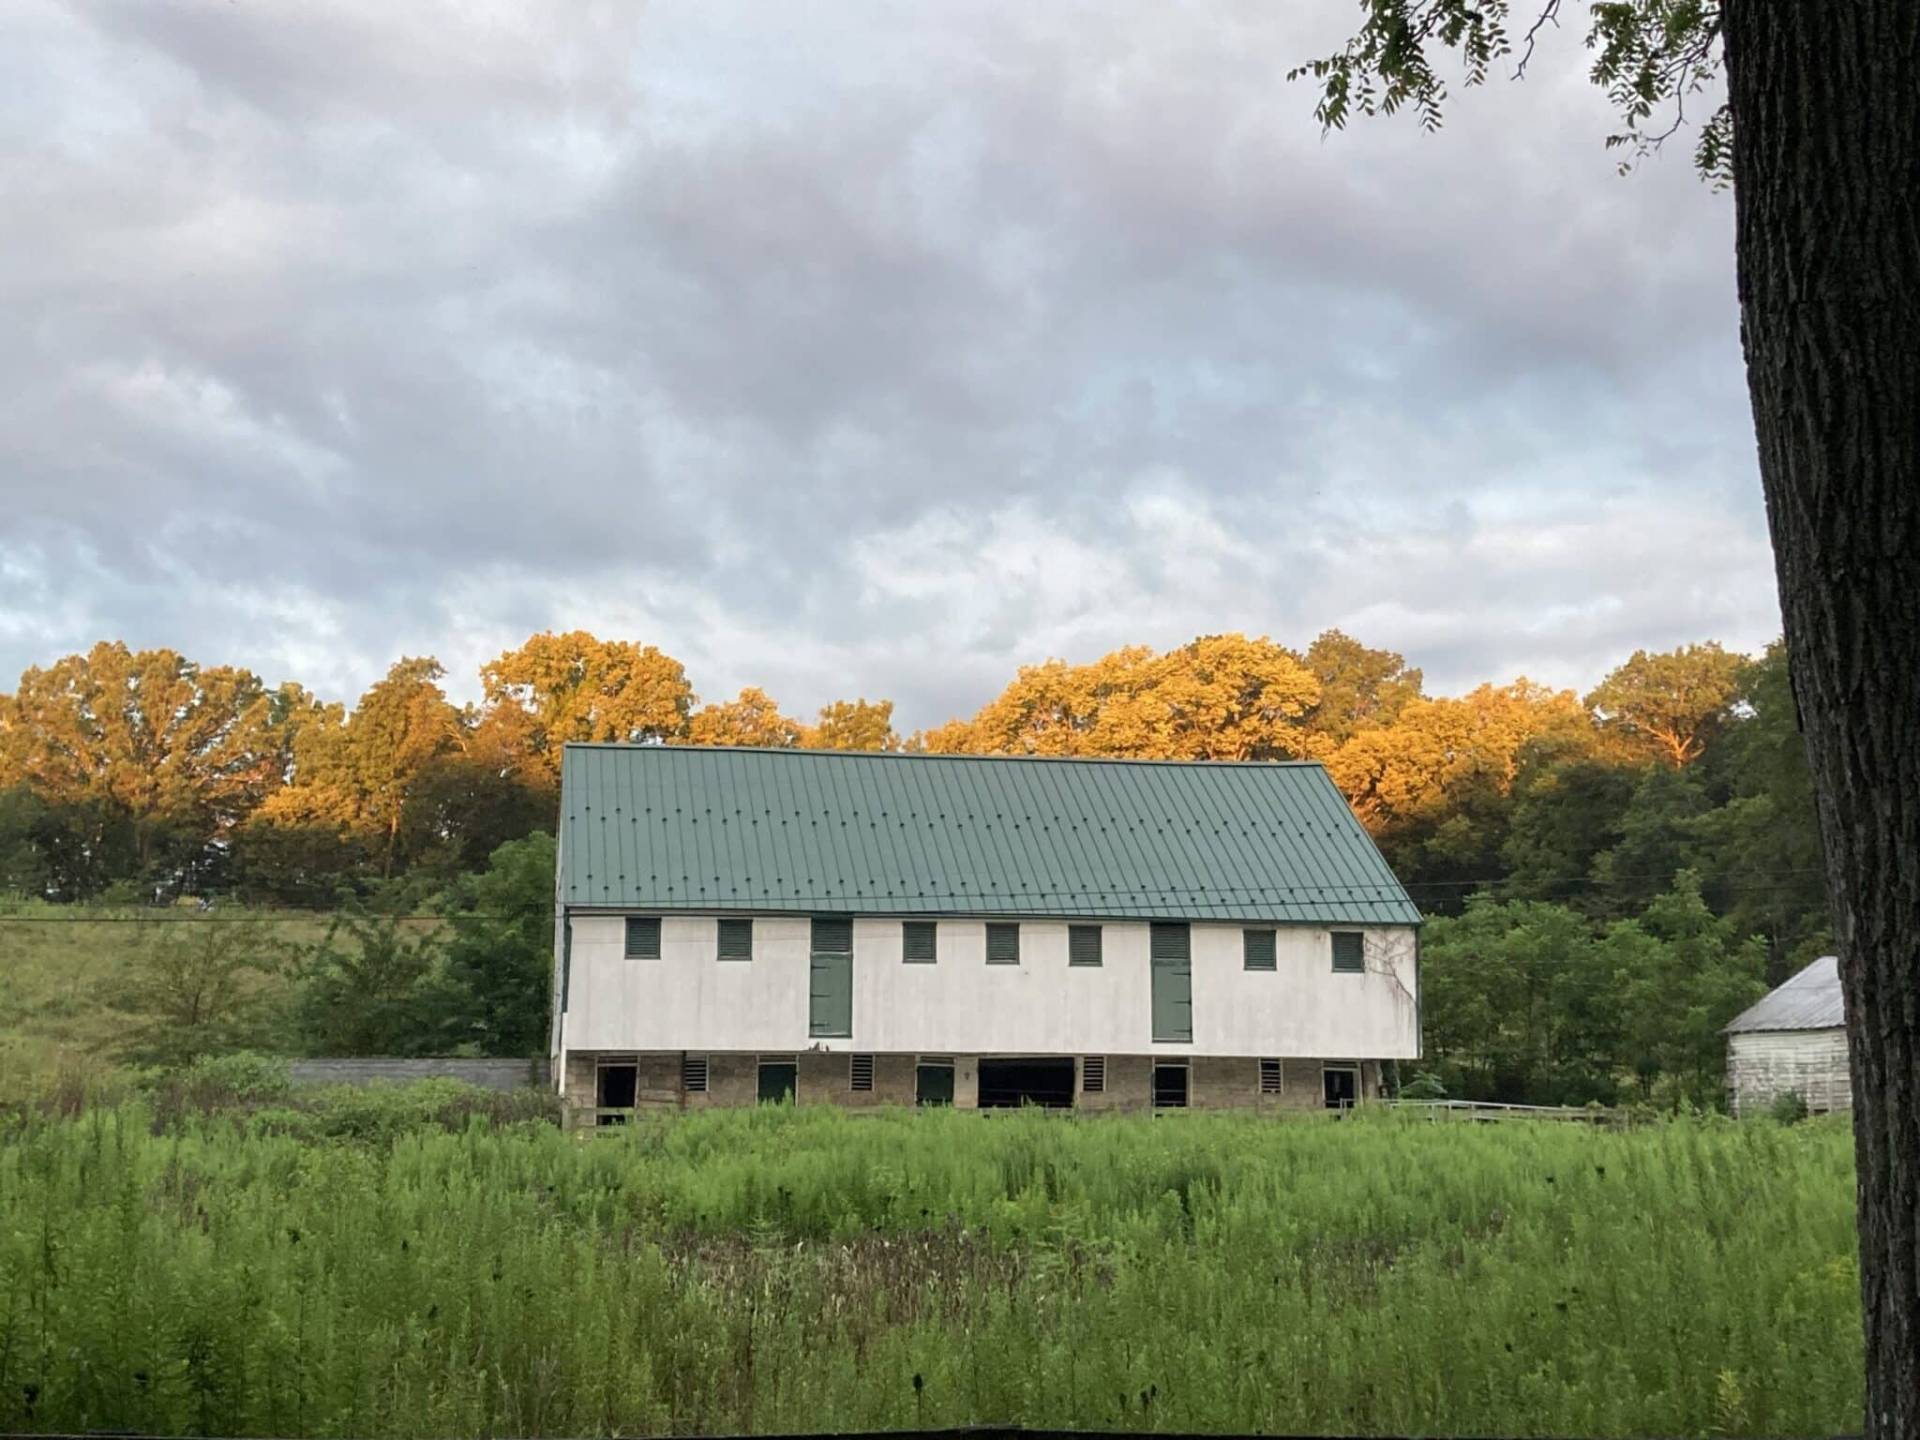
[0,630,1823,1108]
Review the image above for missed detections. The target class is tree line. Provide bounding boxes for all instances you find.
[1,627,1825,1105]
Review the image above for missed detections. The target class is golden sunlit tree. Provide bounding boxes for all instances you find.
[0,641,296,874]
[480,631,693,776]
[685,687,803,748]
[924,634,1322,761]
[258,657,464,876]
[1585,643,1747,768]
[804,698,899,752]
[1325,681,1594,832]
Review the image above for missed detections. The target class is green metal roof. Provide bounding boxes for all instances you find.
[558,745,1421,926]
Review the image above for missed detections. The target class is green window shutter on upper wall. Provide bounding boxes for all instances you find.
[1150,922,1192,1043]
[809,915,853,1038]
[985,923,1021,965]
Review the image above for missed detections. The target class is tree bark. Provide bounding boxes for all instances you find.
[1722,4,1920,1436]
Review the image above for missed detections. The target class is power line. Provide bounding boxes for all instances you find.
[0,866,1831,924]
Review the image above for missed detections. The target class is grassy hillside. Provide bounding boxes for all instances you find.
[0,903,322,1104]
[0,1101,1861,1438]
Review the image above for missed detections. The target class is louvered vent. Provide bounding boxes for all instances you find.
[683,1054,709,1093]
[813,916,854,953]
[903,921,938,963]
[1082,1056,1106,1093]
[625,916,661,959]
[1244,928,1277,971]
[850,1054,875,1091]
[1259,1058,1282,1095]
[1069,924,1103,967]
[985,922,1021,965]
[717,918,753,960]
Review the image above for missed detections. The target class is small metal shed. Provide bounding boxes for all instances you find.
[1723,955,1850,1117]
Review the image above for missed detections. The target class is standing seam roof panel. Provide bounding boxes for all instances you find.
[559,745,1420,925]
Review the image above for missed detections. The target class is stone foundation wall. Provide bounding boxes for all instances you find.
[562,1051,1389,1113]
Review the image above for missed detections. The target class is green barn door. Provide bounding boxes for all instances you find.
[810,916,854,1038]
[1150,922,1193,1043]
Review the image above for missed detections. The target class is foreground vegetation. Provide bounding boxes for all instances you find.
[0,1094,1861,1438]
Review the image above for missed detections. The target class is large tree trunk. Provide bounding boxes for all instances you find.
[1721,5,1920,1436]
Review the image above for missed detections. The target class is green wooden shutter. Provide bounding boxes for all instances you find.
[625,916,661,959]
[1243,928,1277,971]
[902,921,938,963]
[1331,930,1366,972]
[717,918,753,961]
[1150,922,1193,1042]
[985,923,1021,965]
[1069,924,1103,967]
[810,915,853,1037]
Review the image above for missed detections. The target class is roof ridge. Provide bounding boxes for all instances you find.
[560,742,1328,770]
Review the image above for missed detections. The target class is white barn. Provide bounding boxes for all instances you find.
[1723,955,1851,1117]
[551,745,1422,1115]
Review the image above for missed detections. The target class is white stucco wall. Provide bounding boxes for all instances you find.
[560,913,1418,1060]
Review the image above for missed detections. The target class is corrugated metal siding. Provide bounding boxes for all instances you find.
[559,745,1421,925]
[1727,1028,1852,1116]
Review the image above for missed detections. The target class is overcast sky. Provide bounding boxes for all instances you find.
[1,1,1776,731]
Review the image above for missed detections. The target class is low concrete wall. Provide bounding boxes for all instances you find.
[289,1057,550,1092]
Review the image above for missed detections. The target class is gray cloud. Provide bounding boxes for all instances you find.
[0,0,1775,728]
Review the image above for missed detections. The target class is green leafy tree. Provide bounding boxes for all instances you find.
[1588,762,1711,917]
[439,832,557,1056]
[1691,643,1831,977]
[1420,898,1623,1103]
[1499,747,1636,910]
[110,916,285,1067]
[294,892,452,1055]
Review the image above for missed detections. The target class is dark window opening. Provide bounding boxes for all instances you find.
[625,916,661,959]
[758,1060,797,1104]
[977,1056,1074,1109]
[717,918,753,961]
[986,922,1021,965]
[1244,928,1277,971]
[1323,1066,1360,1110]
[1152,1063,1189,1110]
[903,921,938,963]
[596,1062,637,1125]
[916,1061,955,1106]
[1331,931,1366,973]
[1069,924,1103,967]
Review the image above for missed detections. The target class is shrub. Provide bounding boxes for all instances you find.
[1769,1089,1810,1124]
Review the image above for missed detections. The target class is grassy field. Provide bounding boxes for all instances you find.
[0,1100,1861,1438]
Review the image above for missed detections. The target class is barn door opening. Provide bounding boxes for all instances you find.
[596,1060,637,1126]
[758,1058,797,1104]
[1150,922,1193,1043]
[809,916,853,1038]
[977,1057,1074,1108]
[1323,1065,1359,1111]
